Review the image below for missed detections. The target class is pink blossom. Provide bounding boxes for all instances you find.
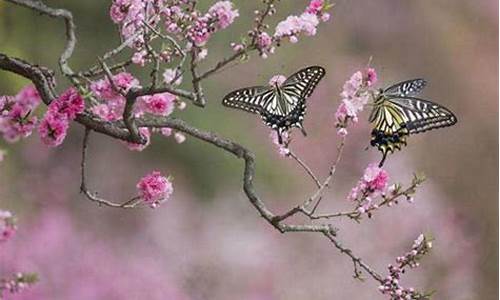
[208,1,239,30]
[306,0,324,14]
[38,113,69,147]
[363,163,389,192]
[126,127,151,151]
[177,101,187,110]
[299,13,320,36]
[366,68,378,87]
[0,210,16,243]
[136,171,173,208]
[256,32,274,57]
[197,48,208,61]
[139,93,176,116]
[270,131,290,157]
[0,89,40,143]
[334,69,374,134]
[268,74,287,87]
[348,163,389,203]
[230,42,245,52]
[131,50,147,66]
[274,4,327,43]
[1,104,38,142]
[48,87,84,120]
[15,85,41,109]
[174,132,186,144]
[321,12,331,22]
[92,104,116,121]
[187,15,212,46]
[90,72,140,100]
[160,127,172,137]
[257,32,273,49]
[163,68,182,85]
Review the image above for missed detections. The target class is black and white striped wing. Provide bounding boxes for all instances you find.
[383,79,427,97]
[388,96,457,134]
[222,86,274,114]
[282,65,326,100]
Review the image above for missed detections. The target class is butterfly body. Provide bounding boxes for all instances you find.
[222,66,325,144]
[369,79,457,166]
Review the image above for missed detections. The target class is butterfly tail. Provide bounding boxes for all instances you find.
[277,130,283,145]
[378,152,388,167]
[297,123,307,137]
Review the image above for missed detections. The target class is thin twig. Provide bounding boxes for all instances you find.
[287,150,322,188]
[79,128,140,209]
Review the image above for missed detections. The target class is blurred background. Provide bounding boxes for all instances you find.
[0,0,497,299]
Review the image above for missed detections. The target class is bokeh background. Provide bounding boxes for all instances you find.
[0,0,497,299]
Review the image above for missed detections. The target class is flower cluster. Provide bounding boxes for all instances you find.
[334,68,377,136]
[0,273,38,298]
[89,72,184,150]
[348,163,389,214]
[0,210,16,243]
[0,86,41,143]
[378,234,433,300]
[136,171,173,208]
[187,1,239,47]
[38,87,84,147]
[110,0,238,65]
[109,0,165,64]
[274,0,332,44]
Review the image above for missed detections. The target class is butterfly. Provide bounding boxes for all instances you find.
[222,66,326,144]
[369,78,457,167]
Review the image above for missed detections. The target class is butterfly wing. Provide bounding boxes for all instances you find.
[370,101,411,158]
[383,79,427,97]
[222,86,274,114]
[222,66,326,143]
[282,65,326,100]
[387,96,457,134]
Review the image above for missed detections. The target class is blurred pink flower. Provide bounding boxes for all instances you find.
[257,32,272,49]
[268,74,287,87]
[0,210,16,243]
[163,68,182,86]
[0,87,41,143]
[14,85,41,109]
[131,50,147,66]
[208,1,239,30]
[366,68,378,87]
[348,163,389,202]
[38,113,69,147]
[306,0,324,14]
[139,93,176,116]
[363,163,389,191]
[274,0,331,43]
[160,127,172,137]
[137,171,173,208]
[187,15,212,46]
[90,72,140,101]
[174,132,186,144]
[334,69,374,135]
